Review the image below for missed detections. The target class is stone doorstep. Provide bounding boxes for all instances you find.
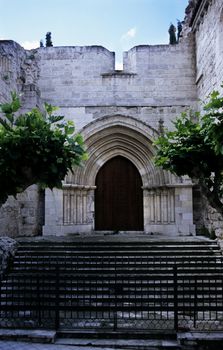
[0,329,56,343]
[1,330,223,348]
[56,333,223,349]
[55,337,180,349]
[178,331,223,341]
[177,331,223,347]
[16,234,214,243]
[0,329,180,348]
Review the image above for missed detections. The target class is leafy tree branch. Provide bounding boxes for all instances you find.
[154,86,223,215]
[0,92,88,206]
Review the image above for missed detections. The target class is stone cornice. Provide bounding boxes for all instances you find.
[142,183,193,190]
[101,72,137,77]
[63,184,96,190]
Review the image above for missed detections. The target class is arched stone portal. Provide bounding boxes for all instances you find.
[43,116,195,236]
[95,156,143,231]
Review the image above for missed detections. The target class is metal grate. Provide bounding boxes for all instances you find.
[0,251,223,332]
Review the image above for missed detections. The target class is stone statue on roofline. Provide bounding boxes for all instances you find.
[168,23,177,45]
[177,20,183,42]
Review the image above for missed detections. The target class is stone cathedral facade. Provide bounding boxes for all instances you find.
[0,0,223,238]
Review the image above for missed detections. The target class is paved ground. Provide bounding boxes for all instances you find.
[0,330,180,349]
[0,337,181,350]
[0,341,121,350]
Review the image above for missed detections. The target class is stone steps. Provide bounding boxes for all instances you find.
[0,237,223,333]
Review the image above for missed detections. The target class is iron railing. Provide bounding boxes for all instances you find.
[0,255,223,332]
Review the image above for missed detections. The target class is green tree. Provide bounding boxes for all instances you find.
[45,32,53,47]
[0,93,88,206]
[154,87,223,215]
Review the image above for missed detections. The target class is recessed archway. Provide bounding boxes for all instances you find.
[95,155,143,231]
[64,115,180,188]
[43,115,194,237]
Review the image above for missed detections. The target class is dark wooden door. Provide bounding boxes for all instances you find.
[95,156,143,231]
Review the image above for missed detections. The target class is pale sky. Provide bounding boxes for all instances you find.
[0,0,189,68]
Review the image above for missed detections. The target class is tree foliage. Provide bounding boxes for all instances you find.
[0,93,88,205]
[154,87,223,215]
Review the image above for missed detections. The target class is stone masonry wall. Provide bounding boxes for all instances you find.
[36,38,197,236]
[0,41,43,238]
[37,41,197,107]
[0,40,41,109]
[0,186,44,238]
[0,40,26,102]
[0,237,18,277]
[191,0,223,239]
[0,32,198,237]
[1,3,223,238]
[36,39,197,134]
[195,0,223,101]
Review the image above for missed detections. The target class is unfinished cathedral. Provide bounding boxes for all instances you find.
[0,0,223,239]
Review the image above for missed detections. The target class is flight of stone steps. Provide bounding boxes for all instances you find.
[0,237,223,336]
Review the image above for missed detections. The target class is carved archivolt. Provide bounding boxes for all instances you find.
[64,115,182,188]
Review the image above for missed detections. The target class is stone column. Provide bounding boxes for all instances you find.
[43,185,96,236]
[143,185,194,236]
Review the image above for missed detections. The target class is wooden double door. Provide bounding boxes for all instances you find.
[95,156,143,231]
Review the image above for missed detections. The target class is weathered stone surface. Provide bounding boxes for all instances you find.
[0,0,223,238]
[0,186,44,238]
[0,329,56,344]
[194,0,223,100]
[37,42,197,109]
[0,40,26,102]
[190,0,223,239]
[0,237,18,276]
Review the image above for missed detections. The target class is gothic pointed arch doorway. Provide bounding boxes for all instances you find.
[95,156,144,231]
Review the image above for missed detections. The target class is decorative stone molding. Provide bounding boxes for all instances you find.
[63,184,96,190]
[63,187,94,225]
[65,115,183,189]
[144,188,175,225]
[45,115,195,236]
